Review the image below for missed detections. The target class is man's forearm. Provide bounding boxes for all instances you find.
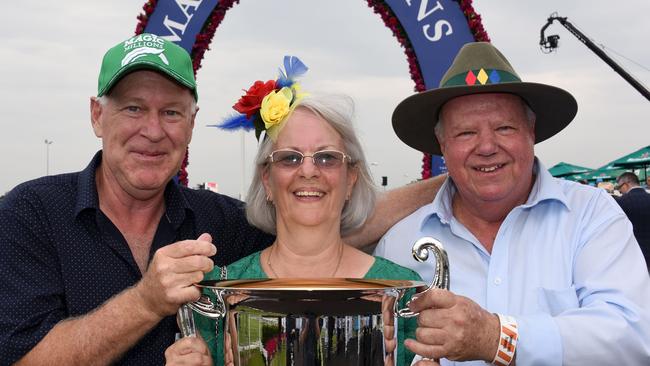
[16,284,162,365]
[346,174,446,250]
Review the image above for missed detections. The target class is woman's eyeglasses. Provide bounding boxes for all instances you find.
[268,149,351,169]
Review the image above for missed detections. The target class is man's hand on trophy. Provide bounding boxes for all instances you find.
[405,288,500,363]
[136,233,216,317]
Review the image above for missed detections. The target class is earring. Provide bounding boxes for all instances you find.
[266,194,273,203]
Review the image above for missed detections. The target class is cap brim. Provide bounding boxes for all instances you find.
[99,61,198,100]
[392,82,578,155]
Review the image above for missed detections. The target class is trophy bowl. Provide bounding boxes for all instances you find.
[180,237,449,366]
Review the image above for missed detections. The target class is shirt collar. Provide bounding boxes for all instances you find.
[74,150,194,228]
[521,158,570,209]
[628,186,645,193]
[74,151,102,216]
[422,157,570,231]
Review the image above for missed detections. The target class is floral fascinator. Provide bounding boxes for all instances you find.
[214,56,308,141]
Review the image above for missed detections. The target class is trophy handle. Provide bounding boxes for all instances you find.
[177,304,197,338]
[177,289,227,338]
[395,237,450,318]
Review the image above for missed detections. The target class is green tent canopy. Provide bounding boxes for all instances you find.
[582,167,628,182]
[566,165,650,183]
[562,173,589,182]
[548,162,593,177]
[561,161,625,183]
[559,148,650,183]
[610,145,650,181]
[610,145,650,167]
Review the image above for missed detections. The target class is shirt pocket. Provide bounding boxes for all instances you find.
[536,286,579,316]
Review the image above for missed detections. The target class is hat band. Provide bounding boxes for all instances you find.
[443,69,520,87]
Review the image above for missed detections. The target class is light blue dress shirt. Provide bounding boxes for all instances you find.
[375,160,650,365]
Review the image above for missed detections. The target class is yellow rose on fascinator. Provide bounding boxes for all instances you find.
[212,56,308,141]
[261,86,306,140]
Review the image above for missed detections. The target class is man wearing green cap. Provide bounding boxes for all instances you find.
[376,42,650,365]
[0,34,445,365]
[0,33,245,366]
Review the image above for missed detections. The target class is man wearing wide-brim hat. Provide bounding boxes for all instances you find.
[375,42,650,365]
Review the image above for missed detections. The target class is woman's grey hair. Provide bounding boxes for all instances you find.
[245,94,377,235]
[434,96,536,143]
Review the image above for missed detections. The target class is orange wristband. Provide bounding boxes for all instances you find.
[492,313,518,366]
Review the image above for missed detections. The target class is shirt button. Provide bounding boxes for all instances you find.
[494,277,502,285]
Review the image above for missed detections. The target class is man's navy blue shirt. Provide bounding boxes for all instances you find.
[0,151,274,365]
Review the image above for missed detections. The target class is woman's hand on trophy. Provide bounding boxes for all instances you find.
[165,336,213,366]
[404,288,500,363]
[136,233,217,317]
[223,329,234,366]
[382,293,397,356]
[410,355,441,365]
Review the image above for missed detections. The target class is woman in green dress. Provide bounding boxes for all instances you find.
[165,59,422,366]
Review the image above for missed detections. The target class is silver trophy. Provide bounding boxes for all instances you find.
[178,237,449,365]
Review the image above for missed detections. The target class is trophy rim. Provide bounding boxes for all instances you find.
[196,278,426,291]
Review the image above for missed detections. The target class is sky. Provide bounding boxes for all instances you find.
[1,0,649,198]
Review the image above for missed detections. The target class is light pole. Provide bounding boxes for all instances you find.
[370,162,388,190]
[44,139,53,175]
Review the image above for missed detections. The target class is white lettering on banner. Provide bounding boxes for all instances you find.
[416,0,443,21]
[160,0,204,42]
[404,0,454,42]
[177,0,202,19]
[423,20,453,41]
[162,16,188,42]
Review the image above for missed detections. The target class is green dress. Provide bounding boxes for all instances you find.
[194,251,422,366]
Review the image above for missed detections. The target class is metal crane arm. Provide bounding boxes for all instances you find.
[540,14,650,101]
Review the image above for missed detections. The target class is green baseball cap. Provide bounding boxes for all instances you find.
[97,33,198,100]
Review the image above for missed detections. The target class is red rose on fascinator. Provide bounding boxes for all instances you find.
[233,80,277,118]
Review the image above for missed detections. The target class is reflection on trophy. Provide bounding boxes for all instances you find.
[178,237,449,365]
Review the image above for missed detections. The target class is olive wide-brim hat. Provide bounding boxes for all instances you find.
[392,42,577,155]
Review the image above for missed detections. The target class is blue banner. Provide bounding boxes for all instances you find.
[384,0,474,89]
[430,155,447,176]
[431,155,448,175]
[144,0,219,53]
[385,0,474,175]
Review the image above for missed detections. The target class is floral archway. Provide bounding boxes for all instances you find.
[135,0,489,185]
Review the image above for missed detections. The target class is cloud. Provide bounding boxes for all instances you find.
[2,0,649,196]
